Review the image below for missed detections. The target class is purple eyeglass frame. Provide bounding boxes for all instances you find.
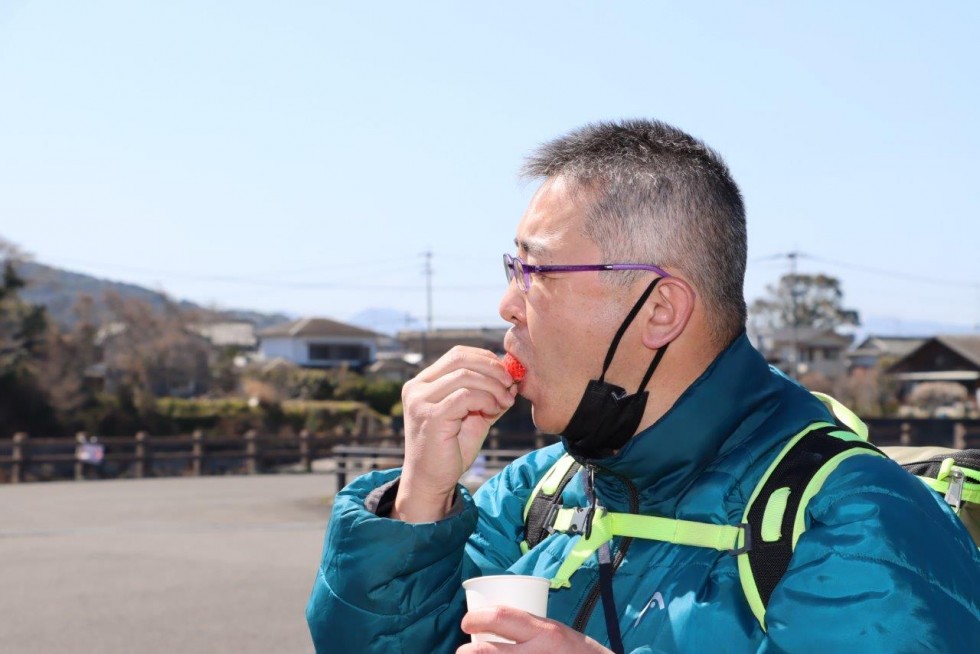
[503,253,670,291]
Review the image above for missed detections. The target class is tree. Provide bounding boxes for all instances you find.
[750,273,860,332]
[102,292,213,402]
[0,238,55,432]
[32,295,101,425]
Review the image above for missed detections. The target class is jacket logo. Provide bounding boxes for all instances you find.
[632,591,665,627]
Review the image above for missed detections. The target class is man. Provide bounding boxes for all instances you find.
[307,120,980,652]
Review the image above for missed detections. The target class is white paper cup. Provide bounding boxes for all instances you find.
[462,574,550,643]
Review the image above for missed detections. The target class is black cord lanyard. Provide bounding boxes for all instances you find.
[584,467,626,654]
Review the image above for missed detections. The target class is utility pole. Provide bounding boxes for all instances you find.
[421,250,433,363]
[424,250,433,332]
[788,250,800,378]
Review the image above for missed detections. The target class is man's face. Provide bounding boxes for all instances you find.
[498,178,631,434]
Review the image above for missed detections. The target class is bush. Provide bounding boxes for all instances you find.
[362,380,403,415]
[244,367,336,402]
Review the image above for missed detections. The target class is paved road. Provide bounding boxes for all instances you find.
[0,473,337,653]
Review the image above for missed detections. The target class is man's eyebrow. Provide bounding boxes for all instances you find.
[514,237,549,257]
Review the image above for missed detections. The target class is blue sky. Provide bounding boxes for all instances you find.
[1,1,977,334]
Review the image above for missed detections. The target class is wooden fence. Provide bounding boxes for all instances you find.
[0,430,549,485]
[2,419,978,486]
[863,418,980,449]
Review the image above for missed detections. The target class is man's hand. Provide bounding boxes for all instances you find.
[392,346,518,523]
[457,607,613,653]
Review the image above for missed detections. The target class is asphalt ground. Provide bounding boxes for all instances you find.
[0,473,337,654]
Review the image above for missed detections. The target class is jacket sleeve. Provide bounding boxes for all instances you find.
[759,454,980,653]
[306,468,478,654]
[465,446,563,575]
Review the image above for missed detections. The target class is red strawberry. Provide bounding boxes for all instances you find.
[503,353,526,382]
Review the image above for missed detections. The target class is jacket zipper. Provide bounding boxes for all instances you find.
[571,463,641,634]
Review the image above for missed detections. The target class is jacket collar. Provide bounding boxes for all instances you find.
[585,332,801,512]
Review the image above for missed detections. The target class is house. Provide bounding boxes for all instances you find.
[189,321,257,350]
[886,334,980,403]
[753,327,854,378]
[257,317,383,371]
[846,335,926,375]
[397,327,508,364]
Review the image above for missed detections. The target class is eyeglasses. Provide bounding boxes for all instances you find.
[503,253,670,292]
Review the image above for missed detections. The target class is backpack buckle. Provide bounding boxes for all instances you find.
[945,468,965,513]
[728,522,752,556]
[544,503,561,535]
[546,506,604,536]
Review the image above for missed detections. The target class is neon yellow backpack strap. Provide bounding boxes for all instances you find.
[547,508,745,589]
[736,420,885,631]
[521,454,580,554]
[810,391,869,441]
[523,454,578,521]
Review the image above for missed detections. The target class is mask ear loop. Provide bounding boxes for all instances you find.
[597,277,663,383]
[636,341,668,393]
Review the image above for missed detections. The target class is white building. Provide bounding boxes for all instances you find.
[257,317,382,371]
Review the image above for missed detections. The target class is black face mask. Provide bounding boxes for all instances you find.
[561,277,669,461]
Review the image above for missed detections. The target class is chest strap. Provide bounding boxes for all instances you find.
[547,506,748,589]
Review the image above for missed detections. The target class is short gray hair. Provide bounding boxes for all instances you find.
[522,119,747,345]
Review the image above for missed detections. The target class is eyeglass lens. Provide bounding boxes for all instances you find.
[504,254,527,291]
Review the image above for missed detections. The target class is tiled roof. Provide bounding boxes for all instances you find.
[764,327,853,348]
[257,317,382,340]
[935,334,980,368]
[851,335,927,358]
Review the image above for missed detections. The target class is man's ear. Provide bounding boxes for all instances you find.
[640,277,696,350]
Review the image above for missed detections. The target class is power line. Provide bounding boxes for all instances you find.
[31,255,501,292]
[36,255,420,284]
[751,251,980,289]
[804,254,980,290]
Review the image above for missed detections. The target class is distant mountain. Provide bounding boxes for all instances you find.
[857,315,980,340]
[13,260,293,329]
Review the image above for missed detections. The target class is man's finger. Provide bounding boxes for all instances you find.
[434,388,504,425]
[461,607,548,644]
[416,346,512,386]
[419,368,515,409]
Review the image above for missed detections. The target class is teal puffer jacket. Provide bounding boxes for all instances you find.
[307,334,980,652]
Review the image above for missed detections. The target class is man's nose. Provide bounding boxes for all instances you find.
[498,278,526,325]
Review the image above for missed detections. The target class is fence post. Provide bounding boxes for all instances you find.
[245,430,258,474]
[74,432,88,481]
[336,450,347,489]
[299,429,312,473]
[192,430,204,476]
[900,422,911,446]
[135,431,149,479]
[488,428,500,451]
[12,432,27,484]
[953,422,967,450]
